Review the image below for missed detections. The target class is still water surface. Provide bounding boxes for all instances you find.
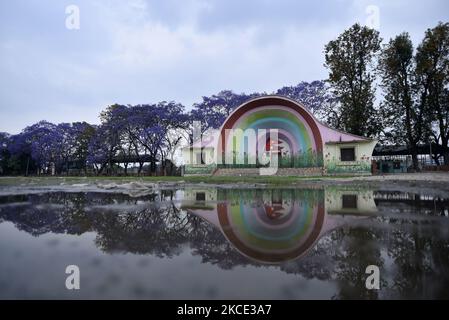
[0,187,448,299]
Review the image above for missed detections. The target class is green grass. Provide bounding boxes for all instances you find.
[0,174,359,186]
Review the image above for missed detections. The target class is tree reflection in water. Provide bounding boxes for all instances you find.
[0,187,448,299]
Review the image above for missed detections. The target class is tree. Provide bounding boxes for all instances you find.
[415,22,449,165]
[7,133,33,175]
[124,102,186,175]
[105,104,151,175]
[378,33,423,170]
[4,121,96,176]
[276,80,327,114]
[9,121,58,175]
[87,123,121,175]
[51,123,77,174]
[190,90,259,135]
[89,102,187,176]
[100,104,138,175]
[0,132,11,175]
[71,122,95,174]
[276,80,341,128]
[324,23,382,137]
[157,102,189,175]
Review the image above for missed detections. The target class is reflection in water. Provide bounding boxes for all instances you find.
[0,187,448,299]
[182,188,382,264]
[183,189,326,263]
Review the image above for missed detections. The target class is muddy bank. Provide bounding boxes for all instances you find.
[180,173,449,197]
[182,179,449,198]
[0,173,448,198]
[319,173,449,197]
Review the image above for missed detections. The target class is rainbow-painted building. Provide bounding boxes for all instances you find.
[183,95,377,175]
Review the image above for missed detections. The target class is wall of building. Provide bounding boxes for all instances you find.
[182,147,215,165]
[182,97,378,176]
[323,140,377,175]
[213,167,323,176]
[325,187,378,214]
[183,140,377,176]
[183,188,218,202]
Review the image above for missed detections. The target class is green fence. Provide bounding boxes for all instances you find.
[184,164,217,175]
[216,150,323,169]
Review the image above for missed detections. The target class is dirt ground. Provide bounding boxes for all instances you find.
[351,172,449,183]
[323,172,449,198]
[1,172,449,198]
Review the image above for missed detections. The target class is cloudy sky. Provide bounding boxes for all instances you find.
[0,0,448,133]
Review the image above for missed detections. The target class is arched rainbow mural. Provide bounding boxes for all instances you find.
[218,97,323,160]
[183,95,377,175]
[217,191,325,263]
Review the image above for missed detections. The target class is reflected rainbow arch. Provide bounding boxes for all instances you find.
[217,199,325,263]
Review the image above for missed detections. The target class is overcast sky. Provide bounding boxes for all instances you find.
[0,0,448,133]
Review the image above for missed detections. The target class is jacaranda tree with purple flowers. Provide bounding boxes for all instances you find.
[276,81,340,127]
[190,90,261,136]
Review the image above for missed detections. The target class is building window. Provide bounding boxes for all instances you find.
[342,194,357,209]
[195,152,205,165]
[196,192,206,201]
[340,147,355,161]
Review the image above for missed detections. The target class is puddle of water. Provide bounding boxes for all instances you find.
[0,187,448,299]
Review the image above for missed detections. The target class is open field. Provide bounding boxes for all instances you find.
[0,174,357,187]
[1,172,449,185]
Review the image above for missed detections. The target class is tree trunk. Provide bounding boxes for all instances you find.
[443,151,449,166]
[25,156,30,176]
[162,161,166,176]
[98,162,107,176]
[138,162,144,175]
[411,147,420,172]
[150,161,156,176]
[433,154,441,166]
